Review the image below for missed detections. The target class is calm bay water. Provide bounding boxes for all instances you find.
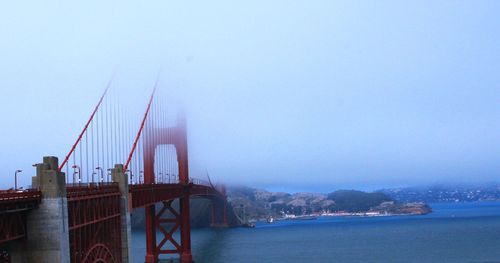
[132,202,500,263]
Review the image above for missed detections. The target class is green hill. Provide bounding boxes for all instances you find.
[327,190,393,212]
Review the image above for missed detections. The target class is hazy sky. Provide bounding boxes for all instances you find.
[0,1,499,192]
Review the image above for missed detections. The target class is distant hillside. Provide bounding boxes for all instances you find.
[130,186,435,228]
[380,183,500,203]
[227,186,420,220]
[327,190,393,212]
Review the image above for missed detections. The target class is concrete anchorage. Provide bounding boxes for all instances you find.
[112,164,132,263]
[11,156,71,263]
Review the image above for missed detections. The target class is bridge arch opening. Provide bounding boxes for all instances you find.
[154,145,179,184]
[81,243,116,263]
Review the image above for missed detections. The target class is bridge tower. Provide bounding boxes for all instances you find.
[143,116,193,263]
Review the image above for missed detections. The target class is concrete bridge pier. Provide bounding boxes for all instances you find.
[10,156,70,263]
[112,164,132,263]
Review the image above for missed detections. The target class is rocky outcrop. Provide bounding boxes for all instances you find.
[371,201,432,215]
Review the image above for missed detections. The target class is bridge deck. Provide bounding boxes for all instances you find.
[0,190,41,212]
[129,182,224,209]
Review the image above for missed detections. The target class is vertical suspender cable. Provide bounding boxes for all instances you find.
[118,101,123,165]
[157,100,161,181]
[96,100,100,178]
[162,98,166,183]
[123,87,156,172]
[153,99,157,182]
[122,106,126,166]
[85,131,89,183]
[66,159,69,184]
[72,150,76,184]
[113,93,117,166]
[79,140,83,184]
[91,119,94,183]
[106,95,110,171]
[100,98,104,174]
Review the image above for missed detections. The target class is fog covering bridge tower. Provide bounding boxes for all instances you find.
[123,87,229,263]
[142,115,193,262]
[127,88,194,262]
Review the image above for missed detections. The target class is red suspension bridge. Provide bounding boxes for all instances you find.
[0,85,230,263]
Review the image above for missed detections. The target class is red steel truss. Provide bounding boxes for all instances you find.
[0,190,41,213]
[67,184,122,263]
[0,190,41,246]
[0,212,26,247]
[155,200,181,255]
[129,183,225,209]
[129,184,184,209]
[0,190,41,263]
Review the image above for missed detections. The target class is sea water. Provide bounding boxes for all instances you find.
[131,202,500,263]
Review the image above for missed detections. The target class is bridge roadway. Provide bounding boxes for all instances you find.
[129,180,225,209]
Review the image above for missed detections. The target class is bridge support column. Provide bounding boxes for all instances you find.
[209,199,229,228]
[13,157,70,263]
[144,204,157,263]
[112,164,132,263]
[180,186,192,263]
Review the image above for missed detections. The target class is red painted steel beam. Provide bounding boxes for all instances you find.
[145,204,157,263]
[128,184,225,210]
[0,190,41,205]
[155,200,181,255]
[129,184,183,209]
[124,87,156,172]
[0,211,27,245]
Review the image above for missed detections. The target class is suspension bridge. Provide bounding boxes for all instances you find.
[0,85,230,263]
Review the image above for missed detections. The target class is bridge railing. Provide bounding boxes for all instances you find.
[66,182,120,199]
[129,173,180,185]
[129,184,184,209]
[189,177,208,186]
[188,177,226,197]
[0,189,42,212]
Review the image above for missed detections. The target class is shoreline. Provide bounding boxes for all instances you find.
[255,211,428,223]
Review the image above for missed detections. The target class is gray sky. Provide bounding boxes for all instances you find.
[1,1,499,192]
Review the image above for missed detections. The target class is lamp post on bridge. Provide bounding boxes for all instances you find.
[14,169,22,191]
[90,171,96,184]
[96,167,104,184]
[126,170,132,184]
[107,168,112,183]
[72,165,81,185]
